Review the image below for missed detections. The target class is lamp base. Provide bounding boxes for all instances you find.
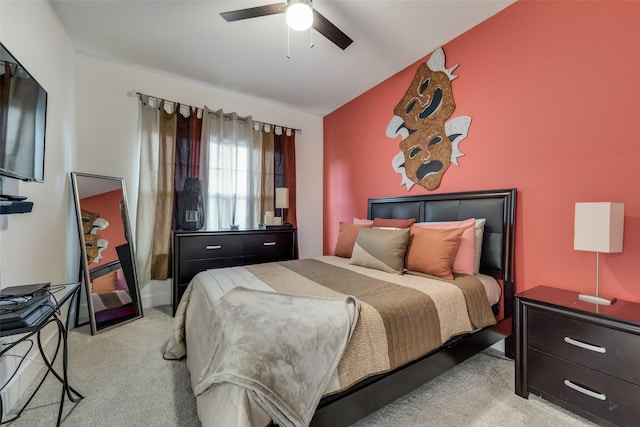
[578,293,617,305]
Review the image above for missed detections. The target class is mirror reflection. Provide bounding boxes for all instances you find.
[71,172,143,334]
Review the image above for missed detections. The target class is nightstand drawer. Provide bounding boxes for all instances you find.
[528,349,640,425]
[528,308,640,385]
[178,235,244,260]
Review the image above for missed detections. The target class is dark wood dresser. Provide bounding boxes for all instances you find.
[172,228,297,314]
[515,285,640,426]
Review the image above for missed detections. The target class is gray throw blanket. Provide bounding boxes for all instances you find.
[192,287,359,427]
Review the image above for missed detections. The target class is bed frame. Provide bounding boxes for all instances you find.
[310,188,517,427]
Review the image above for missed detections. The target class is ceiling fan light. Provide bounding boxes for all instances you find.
[286,1,313,31]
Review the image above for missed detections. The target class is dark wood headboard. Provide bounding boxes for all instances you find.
[89,260,121,280]
[367,188,516,317]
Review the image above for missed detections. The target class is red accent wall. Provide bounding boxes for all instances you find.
[323,1,640,302]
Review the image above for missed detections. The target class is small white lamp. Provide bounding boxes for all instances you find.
[275,187,289,225]
[573,202,624,305]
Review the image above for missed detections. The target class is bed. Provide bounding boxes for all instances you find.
[166,188,516,427]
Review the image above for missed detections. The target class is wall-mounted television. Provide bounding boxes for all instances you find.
[0,42,47,183]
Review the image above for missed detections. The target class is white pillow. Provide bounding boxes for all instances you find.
[414,218,486,274]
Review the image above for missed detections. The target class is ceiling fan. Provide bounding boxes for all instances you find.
[220,1,353,50]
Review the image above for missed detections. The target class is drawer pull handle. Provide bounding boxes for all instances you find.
[206,245,222,250]
[564,337,606,354]
[263,242,276,246]
[563,380,606,401]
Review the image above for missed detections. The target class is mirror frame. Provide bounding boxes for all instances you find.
[71,172,143,334]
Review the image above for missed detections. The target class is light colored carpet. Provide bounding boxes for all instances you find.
[5,306,199,427]
[5,306,596,426]
[353,350,595,427]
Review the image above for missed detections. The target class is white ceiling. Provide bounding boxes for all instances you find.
[51,0,515,116]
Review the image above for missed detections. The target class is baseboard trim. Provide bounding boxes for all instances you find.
[139,279,171,308]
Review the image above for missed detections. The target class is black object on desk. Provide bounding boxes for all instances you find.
[0,283,84,426]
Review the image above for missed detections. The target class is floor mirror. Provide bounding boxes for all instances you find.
[70,172,143,334]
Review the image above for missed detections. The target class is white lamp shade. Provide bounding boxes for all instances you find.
[275,187,289,209]
[286,1,314,31]
[574,202,624,253]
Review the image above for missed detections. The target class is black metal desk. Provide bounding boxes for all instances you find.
[0,283,83,426]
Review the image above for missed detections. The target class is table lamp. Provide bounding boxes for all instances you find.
[275,187,289,225]
[573,202,624,305]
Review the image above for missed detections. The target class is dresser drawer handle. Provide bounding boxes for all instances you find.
[263,242,276,246]
[563,380,606,401]
[206,245,222,250]
[564,337,606,354]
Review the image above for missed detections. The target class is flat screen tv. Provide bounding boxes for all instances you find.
[0,42,46,183]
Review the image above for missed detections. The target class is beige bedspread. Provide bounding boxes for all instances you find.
[165,256,496,425]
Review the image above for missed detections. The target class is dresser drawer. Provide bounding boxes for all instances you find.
[177,234,244,260]
[528,349,640,425]
[242,232,293,257]
[527,308,640,385]
[172,228,297,315]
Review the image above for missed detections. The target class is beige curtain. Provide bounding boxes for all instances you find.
[151,102,176,279]
[136,98,176,281]
[136,99,297,279]
[260,127,275,221]
[136,96,159,283]
[200,109,257,229]
[283,130,297,227]
[252,125,264,225]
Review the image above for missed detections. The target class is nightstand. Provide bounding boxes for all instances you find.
[515,285,640,426]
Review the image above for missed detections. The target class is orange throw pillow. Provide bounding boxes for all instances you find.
[413,218,476,275]
[333,222,372,258]
[405,226,464,280]
[92,269,119,293]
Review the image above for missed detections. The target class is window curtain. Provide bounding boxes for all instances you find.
[200,108,258,230]
[136,97,297,281]
[173,106,202,228]
[136,96,160,282]
[138,99,205,281]
[259,126,275,220]
[283,130,297,227]
[273,128,297,226]
[152,104,177,279]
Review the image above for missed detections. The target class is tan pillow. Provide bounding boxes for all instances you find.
[334,222,372,258]
[350,227,411,274]
[92,269,119,293]
[353,217,374,225]
[372,217,416,229]
[405,226,464,280]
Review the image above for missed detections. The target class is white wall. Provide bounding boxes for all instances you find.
[0,0,77,417]
[75,56,325,304]
[0,1,324,415]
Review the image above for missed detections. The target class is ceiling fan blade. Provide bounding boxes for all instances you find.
[312,9,353,50]
[220,3,285,22]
